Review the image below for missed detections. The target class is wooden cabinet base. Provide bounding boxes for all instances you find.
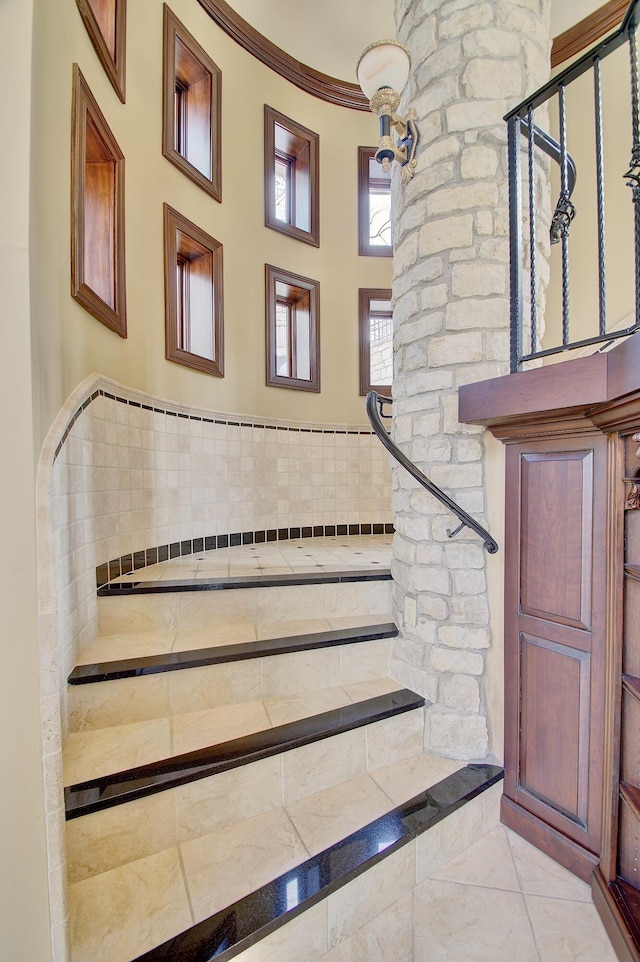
[501,794,598,883]
[593,868,640,962]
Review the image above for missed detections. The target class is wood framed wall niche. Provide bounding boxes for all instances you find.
[71,64,126,337]
[163,4,222,202]
[163,204,224,377]
[264,106,319,247]
[265,265,320,391]
[75,0,126,102]
[358,288,392,396]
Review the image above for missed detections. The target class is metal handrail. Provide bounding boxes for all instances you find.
[366,391,499,555]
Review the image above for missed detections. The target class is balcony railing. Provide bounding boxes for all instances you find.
[507,0,640,372]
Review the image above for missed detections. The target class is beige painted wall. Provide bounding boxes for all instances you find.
[0,1,54,960]
[29,0,392,456]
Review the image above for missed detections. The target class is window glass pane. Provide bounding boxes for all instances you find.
[367,157,391,247]
[275,156,290,223]
[369,308,393,386]
[275,300,290,376]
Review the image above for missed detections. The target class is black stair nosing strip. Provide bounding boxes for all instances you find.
[96,568,392,596]
[68,622,399,685]
[64,688,425,820]
[131,763,505,962]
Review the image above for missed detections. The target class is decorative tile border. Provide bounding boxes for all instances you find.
[54,388,378,462]
[95,522,395,587]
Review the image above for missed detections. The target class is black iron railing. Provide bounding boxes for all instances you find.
[366,391,499,554]
[507,0,640,372]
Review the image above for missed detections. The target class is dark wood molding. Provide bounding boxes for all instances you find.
[71,64,126,337]
[265,264,320,393]
[500,795,599,882]
[593,870,640,962]
[162,5,222,202]
[75,0,126,103]
[551,0,628,68]
[196,0,368,111]
[163,204,224,377]
[264,105,320,247]
[358,288,392,397]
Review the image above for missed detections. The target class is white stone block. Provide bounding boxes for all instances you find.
[463,59,523,99]
[419,213,474,257]
[438,625,490,649]
[426,709,488,759]
[450,594,490,625]
[419,595,450,621]
[462,27,522,58]
[395,312,444,348]
[457,438,483,462]
[411,565,451,594]
[445,674,481,712]
[475,210,493,235]
[431,647,484,675]
[421,284,449,310]
[406,370,454,395]
[443,543,485,570]
[428,332,483,367]
[461,145,498,179]
[416,543,445,566]
[446,100,507,131]
[427,182,499,217]
[412,438,452,463]
[430,462,483,488]
[451,262,506,297]
[439,3,493,39]
[446,297,503,330]
[394,258,444,299]
[453,568,487,594]
[421,135,462,168]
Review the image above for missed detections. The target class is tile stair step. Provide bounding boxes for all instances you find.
[67,633,398,733]
[97,567,391,596]
[66,760,504,962]
[68,621,399,684]
[96,577,393,636]
[64,688,426,819]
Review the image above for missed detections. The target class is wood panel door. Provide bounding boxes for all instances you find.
[503,434,607,879]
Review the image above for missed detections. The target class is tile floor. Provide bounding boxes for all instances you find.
[110,534,394,582]
[415,824,617,961]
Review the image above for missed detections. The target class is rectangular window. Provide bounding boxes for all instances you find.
[71,64,126,337]
[266,265,319,391]
[75,0,126,102]
[358,147,392,257]
[265,106,319,247]
[163,5,222,202]
[164,204,224,377]
[359,289,392,396]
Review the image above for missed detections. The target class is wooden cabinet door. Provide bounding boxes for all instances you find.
[503,434,607,880]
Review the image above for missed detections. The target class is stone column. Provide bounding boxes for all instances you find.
[389,0,551,758]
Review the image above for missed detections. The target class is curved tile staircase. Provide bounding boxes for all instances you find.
[63,536,502,962]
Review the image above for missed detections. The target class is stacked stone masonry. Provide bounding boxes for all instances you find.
[390,0,552,758]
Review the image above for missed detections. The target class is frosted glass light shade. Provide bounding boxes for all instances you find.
[356,41,411,101]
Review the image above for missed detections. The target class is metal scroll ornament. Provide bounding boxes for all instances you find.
[550,189,576,244]
[624,145,640,200]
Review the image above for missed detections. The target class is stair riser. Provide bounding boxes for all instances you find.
[96,580,392,635]
[68,638,394,732]
[65,706,424,884]
[230,783,502,962]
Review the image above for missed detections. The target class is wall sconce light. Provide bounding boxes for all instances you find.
[356,40,418,183]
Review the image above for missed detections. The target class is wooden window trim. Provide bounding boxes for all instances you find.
[164,204,224,377]
[265,106,319,247]
[75,0,127,103]
[71,64,126,337]
[358,146,392,258]
[359,288,392,397]
[266,264,320,392]
[163,4,222,202]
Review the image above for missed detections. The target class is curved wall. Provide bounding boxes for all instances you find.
[30,0,392,453]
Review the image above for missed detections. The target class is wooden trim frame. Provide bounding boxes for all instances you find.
[75,0,126,103]
[551,0,628,68]
[359,288,392,397]
[265,265,320,392]
[71,65,126,337]
[195,0,368,111]
[265,106,319,247]
[162,5,222,202]
[358,147,392,257]
[164,204,224,377]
